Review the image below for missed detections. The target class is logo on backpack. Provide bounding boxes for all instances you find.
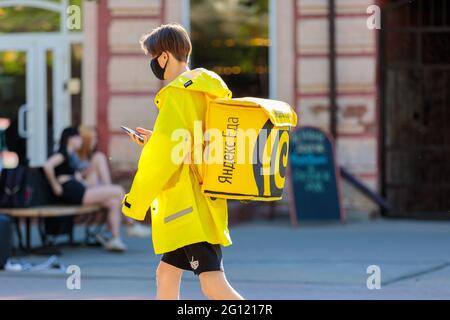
[252,120,290,199]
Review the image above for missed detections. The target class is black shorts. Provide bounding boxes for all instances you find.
[61,179,86,205]
[161,241,224,276]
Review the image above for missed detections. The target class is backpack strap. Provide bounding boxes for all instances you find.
[188,142,204,186]
[189,163,203,186]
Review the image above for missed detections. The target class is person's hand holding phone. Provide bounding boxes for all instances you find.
[128,127,152,145]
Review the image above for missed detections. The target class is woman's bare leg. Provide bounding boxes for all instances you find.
[199,271,244,300]
[82,185,125,238]
[155,261,184,300]
[84,169,99,188]
[90,152,112,185]
[83,154,135,225]
[102,197,122,239]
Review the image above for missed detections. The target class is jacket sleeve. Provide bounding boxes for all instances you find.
[122,91,190,220]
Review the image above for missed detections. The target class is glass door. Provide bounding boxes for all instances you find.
[0,1,81,168]
[0,42,57,167]
[0,49,27,167]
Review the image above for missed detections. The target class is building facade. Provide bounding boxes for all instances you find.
[3,0,449,217]
[82,0,380,213]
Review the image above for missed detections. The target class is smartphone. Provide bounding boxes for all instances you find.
[121,126,145,143]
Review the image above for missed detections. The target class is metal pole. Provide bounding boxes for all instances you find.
[328,0,337,138]
[269,0,278,100]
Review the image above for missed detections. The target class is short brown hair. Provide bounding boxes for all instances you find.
[140,23,192,62]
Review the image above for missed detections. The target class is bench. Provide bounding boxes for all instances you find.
[2,205,103,253]
[0,167,104,254]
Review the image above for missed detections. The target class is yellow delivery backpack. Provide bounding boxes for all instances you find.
[195,97,298,201]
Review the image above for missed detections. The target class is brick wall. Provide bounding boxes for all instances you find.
[87,0,381,214]
[293,0,380,213]
[96,0,168,176]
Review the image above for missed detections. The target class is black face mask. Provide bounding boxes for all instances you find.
[150,53,168,80]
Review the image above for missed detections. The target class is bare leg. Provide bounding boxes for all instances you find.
[83,152,138,225]
[155,261,184,300]
[82,185,125,238]
[199,271,244,300]
[84,169,99,188]
[102,197,122,239]
[90,152,112,185]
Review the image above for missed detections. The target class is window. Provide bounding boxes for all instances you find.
[190,0,269,98]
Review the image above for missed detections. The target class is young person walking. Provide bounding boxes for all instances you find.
[122,23,243,300]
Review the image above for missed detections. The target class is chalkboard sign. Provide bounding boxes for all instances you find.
[288,126,344,223]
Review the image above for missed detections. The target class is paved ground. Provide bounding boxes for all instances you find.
[1,216,450,300]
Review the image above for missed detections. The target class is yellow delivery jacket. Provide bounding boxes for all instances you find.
[122,68,233,254]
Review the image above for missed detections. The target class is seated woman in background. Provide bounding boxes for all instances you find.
[43,127,127,252]
[77,126,151,238]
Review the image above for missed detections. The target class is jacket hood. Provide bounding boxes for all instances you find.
[154,68,232,109]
